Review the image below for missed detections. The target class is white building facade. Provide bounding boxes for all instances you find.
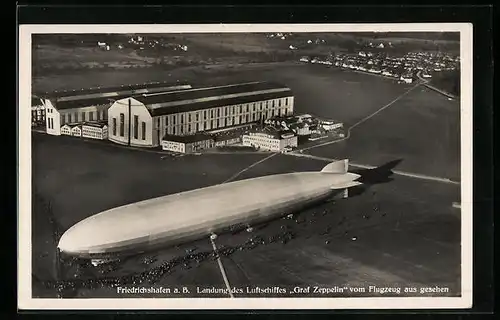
[71,125,82,137]
[44,100,112,136]
[291,123,311,136]
[41,82,191,136]
[161,140,186,153]
[107,97,154,147]
[161,134,214,154]
[107,82,294,148]
[31,97,45,126]
[400,76,413,83]
[242,129,298,152]
[319,121,343,131]
[61,124,75,135]
[82,122,108,140]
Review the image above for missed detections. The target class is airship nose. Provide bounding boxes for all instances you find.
[57,227,88,255]
[57,231,73,253]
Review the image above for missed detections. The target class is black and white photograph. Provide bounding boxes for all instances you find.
[18,24,472,310]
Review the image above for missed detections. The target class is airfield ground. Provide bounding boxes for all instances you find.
[31,133,461,298]
[33,62,460,180]
[30,63,461,298]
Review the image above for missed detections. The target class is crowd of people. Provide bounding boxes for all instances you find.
[43,205,373,298]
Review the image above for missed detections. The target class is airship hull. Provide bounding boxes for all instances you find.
[57,160,361,259]
[60,188,334,259]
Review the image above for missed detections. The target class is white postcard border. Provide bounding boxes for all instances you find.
[18,23,473,310]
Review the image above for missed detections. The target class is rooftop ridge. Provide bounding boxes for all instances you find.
[147,88,291,110]
[141,81,263,97]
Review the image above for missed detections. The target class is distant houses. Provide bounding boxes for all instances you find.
[298,50,458,83]
[400,76,413,84]
[97,41,110,51]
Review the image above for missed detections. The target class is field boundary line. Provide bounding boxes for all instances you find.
[210,237,234,298]
[300,81,424,152]
[222,153,278,183]
[285,152,460,185]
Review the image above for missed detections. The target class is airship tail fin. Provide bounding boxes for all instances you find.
[321,159,348,174]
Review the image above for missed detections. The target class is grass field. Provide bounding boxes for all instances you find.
[35,45,157,64]
[33,33,460,69]
[30,62,462,298]
[34,62,411,127]
[31,134,461,298]
[307,85,461,181]
[31,62,460,181]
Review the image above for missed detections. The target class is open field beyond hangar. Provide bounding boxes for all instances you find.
[32,132,461,298]
[306,85,461,181]
[32,62,460,180]
[33,62,413,127]
[33,33,460,75]
[30,61,461,298]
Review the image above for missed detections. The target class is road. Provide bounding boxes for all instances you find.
[416,71,456,99]
[299,79,426,153]
[209,237,234,298]
[284,151,460,185]
[221,153,278,183]
[35,70,457,299]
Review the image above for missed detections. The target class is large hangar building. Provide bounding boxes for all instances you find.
[107,81,294,148]
[41,82,192,136]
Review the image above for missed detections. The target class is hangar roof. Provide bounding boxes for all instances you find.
[40,81,191,100]
[47,83,191,111]
[50,97,117,110]
[62,123,81,128]
[82,121,108,128]
[134,81,293,117]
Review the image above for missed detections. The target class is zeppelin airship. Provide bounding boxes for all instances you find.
[57,159,362,260]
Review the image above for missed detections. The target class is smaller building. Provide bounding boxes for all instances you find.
[296,114,313,122]
[289,122,311,136]
[400,75,413,84]
[213,131,243,147]
[308,124,320,134]
[82,121,108,140]
[264,117,290,129]
[31,96,45,126]
[161,133,214,154]
[71,124,82,137]
[60,123,78,135]
[242,126,298,152]
[319,120,343,131]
